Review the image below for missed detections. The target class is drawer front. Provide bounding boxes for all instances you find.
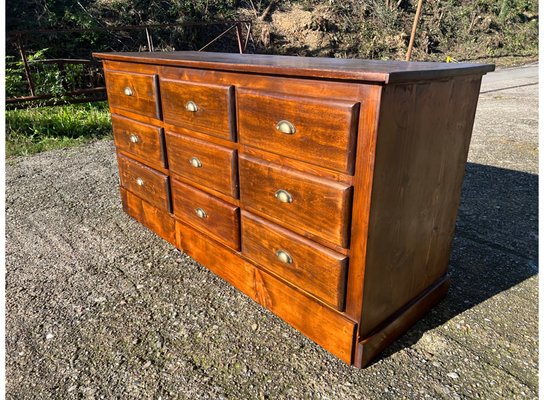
[105,70,160,119]
[237,89,360,174]
[239,155,352,248]
[160,78,235,140]
[112,114,166,168]
[241,212,348,310]
[165,131,238,198]
[118,154,171,212]
[171,179,240,250]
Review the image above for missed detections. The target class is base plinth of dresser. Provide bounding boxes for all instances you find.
[355,275,450,368]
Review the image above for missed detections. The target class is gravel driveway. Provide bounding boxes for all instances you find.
[6,65,538,399]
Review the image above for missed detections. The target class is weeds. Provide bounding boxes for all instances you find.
[6,102,112,157]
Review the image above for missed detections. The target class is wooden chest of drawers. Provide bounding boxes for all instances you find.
[94,51,494,367]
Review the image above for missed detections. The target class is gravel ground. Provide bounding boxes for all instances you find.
[6,65,538,399]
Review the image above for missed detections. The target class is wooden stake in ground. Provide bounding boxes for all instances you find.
[406,0,424,61]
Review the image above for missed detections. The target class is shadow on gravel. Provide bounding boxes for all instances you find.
[372,162,538,364]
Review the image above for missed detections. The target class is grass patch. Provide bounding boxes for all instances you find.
[6,101,112,157]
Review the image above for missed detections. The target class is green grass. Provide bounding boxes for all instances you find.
[6,101,112,157]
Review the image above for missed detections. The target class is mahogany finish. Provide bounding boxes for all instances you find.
[165,131,238,198]
[95,50,494,368]
[160,78,235,140]
[238,154,353,248]
[241,212,348,310]
[171,179,240,250]
[117,154,171,212]
[104,70,160,119]
[237,89,360,173]
[112,114,166,169]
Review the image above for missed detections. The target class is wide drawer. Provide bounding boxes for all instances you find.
[112,114,166,169]
[237,89,360,174]
[117,154,171,212]
[171,179,240,250]
[239,155,353,248]
[241,212,348,310]
[165,131,238,198]
[160,78,235,140]
[105,70,160,119]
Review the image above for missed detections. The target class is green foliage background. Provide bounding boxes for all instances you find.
[5,0,538,157]
[6,0,538,61]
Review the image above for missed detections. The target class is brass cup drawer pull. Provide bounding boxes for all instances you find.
[124,86,134,96]
[276,250,293,264]
[129,134,140,144]
[276,120,296,135]
[185,101,198,112]
[189,157,202,168]
[136,177,145,187]
[195,207,207,219]
[275,189,293,203]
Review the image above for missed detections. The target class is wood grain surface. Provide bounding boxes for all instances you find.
[166,131,238,198]
[104,69,160,119]
[237,88,359,174]
[95,51,495,84]
[120,187,176,246]
[112,114,166,169]
[241,211,348,310]
[97,52,494,368]
[160,78,235,140]
[117,154,171,212]
[171,179,240,250]
[359,76,483,338]
[239,154,353,248]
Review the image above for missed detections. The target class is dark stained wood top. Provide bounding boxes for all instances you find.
[93,51,495,84]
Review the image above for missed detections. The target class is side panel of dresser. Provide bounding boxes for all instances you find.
[355,74,484,366]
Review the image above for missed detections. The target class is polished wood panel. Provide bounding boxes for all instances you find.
[175,220,357,364]
[171,179,240,250]
[239,155,352,248]
[160,78,235,140]
[104,70,160,119]
[343,85,382,323]
[112,114,166,169]
[120,187,176,246]
[238,89,359,174]
[117,154,171,212]
[241,212,348,310]
[95,51,495,84]
[359,76,483,338]
[165,131,238,198]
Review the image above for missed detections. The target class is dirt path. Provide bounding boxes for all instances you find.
[6,66,538,399]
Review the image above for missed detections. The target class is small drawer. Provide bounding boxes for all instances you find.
[112,114,166,169]
[117,154,171,212]
[241,212,348,310]
[105,70,160,119]
[171,179,240,250]
[165,131,238,198]
[160,78,235,140]
[239,155,352,248]
[237,89,360,174]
